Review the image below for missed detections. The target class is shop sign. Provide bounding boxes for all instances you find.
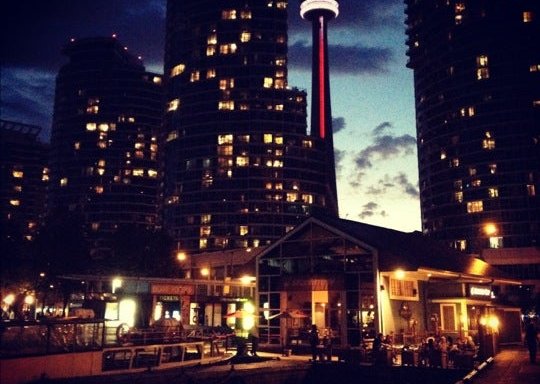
[151,284,194,296]
[469,285,492,298]
[158,295,179,302]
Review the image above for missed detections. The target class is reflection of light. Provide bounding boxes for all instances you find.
[112,278,122,293]
[240,275,255,285]
[3,294,15,306]
[395,269,405,280]
[119,298,137,327]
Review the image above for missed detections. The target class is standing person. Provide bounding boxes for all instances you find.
[309,324,320,362]
[525,319,539,364]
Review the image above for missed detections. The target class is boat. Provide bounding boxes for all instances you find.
[0,318,234,384]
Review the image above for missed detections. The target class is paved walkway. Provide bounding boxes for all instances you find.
[466,345,540,384]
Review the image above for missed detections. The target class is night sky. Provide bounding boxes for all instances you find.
[1,0,421,232]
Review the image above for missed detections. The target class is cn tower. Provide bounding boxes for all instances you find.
[300,0,339,215]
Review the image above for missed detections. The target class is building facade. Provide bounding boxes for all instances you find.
[162,0,338,254]
[406,0,540,255]
[48,37,164,256]
[0,120,48,254]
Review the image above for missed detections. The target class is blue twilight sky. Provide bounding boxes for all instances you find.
[0,0,421,233]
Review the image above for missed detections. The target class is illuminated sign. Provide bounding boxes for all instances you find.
[469,285,492,297]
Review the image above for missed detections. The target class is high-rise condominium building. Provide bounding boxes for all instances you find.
[406,0,540,255]
[163,0,338,253]
[0,120,48,246]
[49,37,163,255]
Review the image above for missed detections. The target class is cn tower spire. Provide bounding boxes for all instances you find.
[301,0,339,215]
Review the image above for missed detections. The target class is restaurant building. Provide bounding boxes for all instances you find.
[256,215,522,349]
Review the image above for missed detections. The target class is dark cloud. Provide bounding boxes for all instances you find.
[358,201,388,220]
[333,117,346,133]
[1,68,56,140]
[334,148,345,174]
[373,122,393,136]
[288,41,393,75]
[353,134,416,170]
[365,173,418,198]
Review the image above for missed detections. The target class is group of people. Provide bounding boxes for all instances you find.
[525,318,539,364]
[308,324,333,362]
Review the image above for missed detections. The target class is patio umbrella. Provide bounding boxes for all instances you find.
[268,309,309,320]
[225,309,253,319]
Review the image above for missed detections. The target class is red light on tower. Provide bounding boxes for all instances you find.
[300,0,339,140]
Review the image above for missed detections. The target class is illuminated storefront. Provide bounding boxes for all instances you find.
[256,215,521,348]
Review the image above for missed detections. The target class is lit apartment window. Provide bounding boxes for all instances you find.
[218,145,233,155]
[9,199,20,206]
[190,70,200,82]
[86,98,99,114]
[199,238,208,249]
[263,77,273,88]
[12,169,24,178]
[236,156,249,166]
[454,180,463,190]
[276,35,286,44]
[489,237,503,249]
[530,64,540,72]
[488,187,499,198]
[207,68,216,78]
[274,79,285,89]
[451,158,460,167]
[471,179,481,187]
[200,225,211,237]
[207,33,217,44]
[440,149,447,160]
[218,134,233,144]
[239,225,249,236]
[488,163,497,174]
[219,78,235,90]
[206,45,216,56]
[467,200,484,213]
[276,1,287,9]
[240,10,252,19]
[263,133,273,143]
[286,192,298,202]
[454,240,467,251]
[239,103,249,110]
[476,55,490,80]
[455,2,465,25]
[13,185,22,192]
[454,191,463,203]
[218,100,235,110]
[222,9,236,19]
[60,177,68,186]
[482,138,495,150]
[460,106,475,117]
[220,43,237,55]
[302,139,312,148]
[240,31,251,42]
[170,63,186,77]
[98,123,110,132]
[302,194,313,204]
[201,214,212,224]
[237,135,250,143]
[95,185,104,194]
[469,167,477,176]
[167,98,180,111]
[152,76,161,84]
[523,11,533,23]
[275,57,286,66]
[527,185,536,196]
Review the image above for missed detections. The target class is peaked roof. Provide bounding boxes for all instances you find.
[280,214,520,284]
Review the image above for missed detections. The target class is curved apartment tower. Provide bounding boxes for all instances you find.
[163,0,338,253]
[49,37,164,255]
[406,1,540,253]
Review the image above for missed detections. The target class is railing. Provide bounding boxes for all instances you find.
[0,318,104,358]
